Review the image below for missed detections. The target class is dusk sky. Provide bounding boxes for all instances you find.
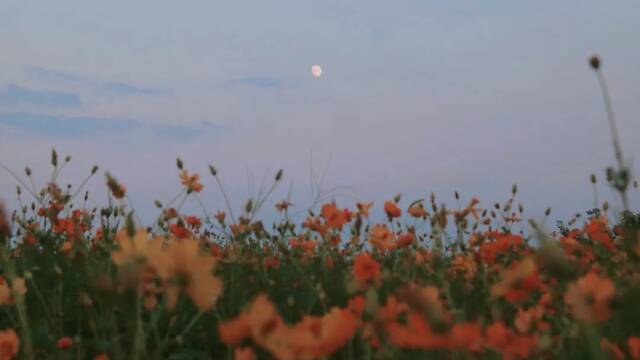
[1,1,639,224]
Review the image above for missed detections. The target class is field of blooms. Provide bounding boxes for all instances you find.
[0,58,639,359]
[0,151,639,360]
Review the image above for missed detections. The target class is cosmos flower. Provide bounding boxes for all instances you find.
[484,322,537,360]
[564,271,615,323]
[0,277,26,306]
[353,253,381,284]
[368,224,396,250]
[179,170,204,193]
[490,257,541,303]
[0,328,19,360]
[356,202,374,218]
[384,201,402,219]
[147,238,222,311]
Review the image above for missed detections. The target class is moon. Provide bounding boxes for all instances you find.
[311,65,322,78]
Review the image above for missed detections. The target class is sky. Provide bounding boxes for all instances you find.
[0,1,639,226]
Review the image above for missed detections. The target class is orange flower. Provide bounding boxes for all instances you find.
[0,277,27,306]
[490,258,541,303]
[479,232,524,264]
[385,311,450,349]
[356,202,374,218]
[353,253,380,283]
[585,217,615,252]
[302,216,328,236]
[384,201,402,219]
[94,354,110,360]
[408,204,428,218]
[148,239,222,311]
[214,211,226,224]
[377,296,409,324]
[0,328,19,360]
[218,314,252,346]
[449,322,483,353]
[485,322,536,359]
[179,170,204,193]
[601,339,624,360]
[628,337,640,359]
[348,296,365,316]
[263,256,280,270]
[275,201,292,212]
[414,249,432,265]
[395,232,415,248]
[451,254,477,281]
[564,271,615,323]
[169,222,191,239]
[289,236,317,254]
[111,229,160,266]
[56,336,73,349]
[220,294,358,360]
[289,307,359,358]
[184,215,202,228]
[234,347,256,360]
[232,294,293,360]
[368,224,396,250]
[321,203,349,229]
[514,306,547,334]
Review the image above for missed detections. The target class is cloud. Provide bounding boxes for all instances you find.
[103,82,165,95]
[238,77,281,89]
[0,112,225,139]
[24,66,165,96]
[0,84,82,108]
[24,66,86,84]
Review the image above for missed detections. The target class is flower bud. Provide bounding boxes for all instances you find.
[589,55,601,70]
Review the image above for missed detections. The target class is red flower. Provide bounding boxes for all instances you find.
[263,256,280,270]
[169,222,191,239]
[184,216,202,228]
[57,337,73,349]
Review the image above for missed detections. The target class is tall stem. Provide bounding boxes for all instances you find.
[595,68,630,211]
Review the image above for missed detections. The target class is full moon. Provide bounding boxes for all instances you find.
[311,65,322,78]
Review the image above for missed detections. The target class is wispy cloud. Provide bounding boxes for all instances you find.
[237,76,281,89]
[0,112,225,139]
[103,82,164,95]
[24,66,86,84]
[0,84,82,108]
[24,66,166,96]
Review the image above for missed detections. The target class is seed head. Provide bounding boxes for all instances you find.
[589,55,601,70]
[0,202,9,239]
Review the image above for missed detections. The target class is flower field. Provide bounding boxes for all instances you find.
[0,150,639,360]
